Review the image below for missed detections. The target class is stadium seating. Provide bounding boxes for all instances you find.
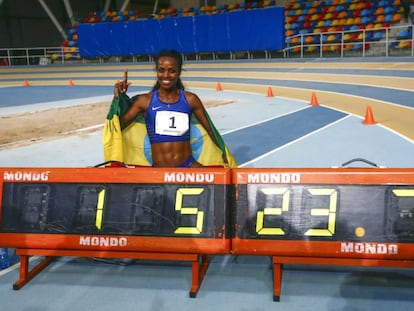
[60,0,412,60]
[285,0,411,55]
[285,0,403,36]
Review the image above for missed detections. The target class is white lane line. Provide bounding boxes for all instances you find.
[239,115,352,167]
[222,105,310,135]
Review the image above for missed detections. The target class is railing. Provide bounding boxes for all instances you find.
[0,25,412,66]
[284,24,414,58]
[0,46,81,66]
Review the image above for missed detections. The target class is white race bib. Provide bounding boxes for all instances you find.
[155,111,189,136]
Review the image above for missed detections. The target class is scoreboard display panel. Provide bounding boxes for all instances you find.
[231,168,414,260]
[2,166,414,298]
[0,167,231,254]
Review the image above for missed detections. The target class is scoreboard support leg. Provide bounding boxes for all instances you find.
[190,254,211,298]
[13,254,55,290]
[272,256,414,302]
[272,261,282,301]
[11,248,211,297]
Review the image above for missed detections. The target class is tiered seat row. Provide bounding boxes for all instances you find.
[285,0,413,54]
[152,0,276,18]
[286,0,402,36]
[76,1,277,22]
[80,9,142,23]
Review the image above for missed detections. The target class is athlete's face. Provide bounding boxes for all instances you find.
[156,56,180,90]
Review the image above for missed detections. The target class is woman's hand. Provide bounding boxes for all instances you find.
[114,69,131,99]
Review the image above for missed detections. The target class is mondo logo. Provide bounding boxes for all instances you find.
[79,236,128,247]
[164,172,215,183]
[3,171,50,181]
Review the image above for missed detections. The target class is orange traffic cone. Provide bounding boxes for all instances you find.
[310,92,319,106]
[216,82,222,91]
[68,79,74,86]
[23,80,29,87]
[266,87,274,97]
[362,105,376,125]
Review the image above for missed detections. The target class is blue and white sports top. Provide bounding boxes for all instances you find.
[145,89,191,144]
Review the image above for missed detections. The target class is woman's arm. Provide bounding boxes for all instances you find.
[113,69,148,130]
[119,93,152,130]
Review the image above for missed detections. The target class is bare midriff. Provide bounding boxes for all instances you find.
[150,141,202,167]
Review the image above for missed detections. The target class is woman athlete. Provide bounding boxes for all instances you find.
[114,49,228,168]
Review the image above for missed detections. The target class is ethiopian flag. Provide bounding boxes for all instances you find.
[103,93,237,168]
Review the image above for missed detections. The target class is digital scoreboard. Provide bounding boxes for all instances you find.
[231,168,414,300]
[0,167,231,295]
[1,167,414,300]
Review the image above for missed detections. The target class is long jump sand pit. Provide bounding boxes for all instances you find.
[0,98,234,150]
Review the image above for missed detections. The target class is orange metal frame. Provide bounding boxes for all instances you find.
[0,167,231,296]
[231,239,414,259]
[233,167,414,185]
[233,168,414,301]
[0,233,230,254]
[272,256,414,301]
[13,248,210,297]
[2,167,414,300]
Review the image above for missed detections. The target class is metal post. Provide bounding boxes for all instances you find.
[153,0,159,15]
[120,0,130,12]
[62,0,75,26]
[37,0,67,40]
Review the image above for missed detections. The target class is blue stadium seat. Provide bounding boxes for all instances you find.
[373,31,383,40]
